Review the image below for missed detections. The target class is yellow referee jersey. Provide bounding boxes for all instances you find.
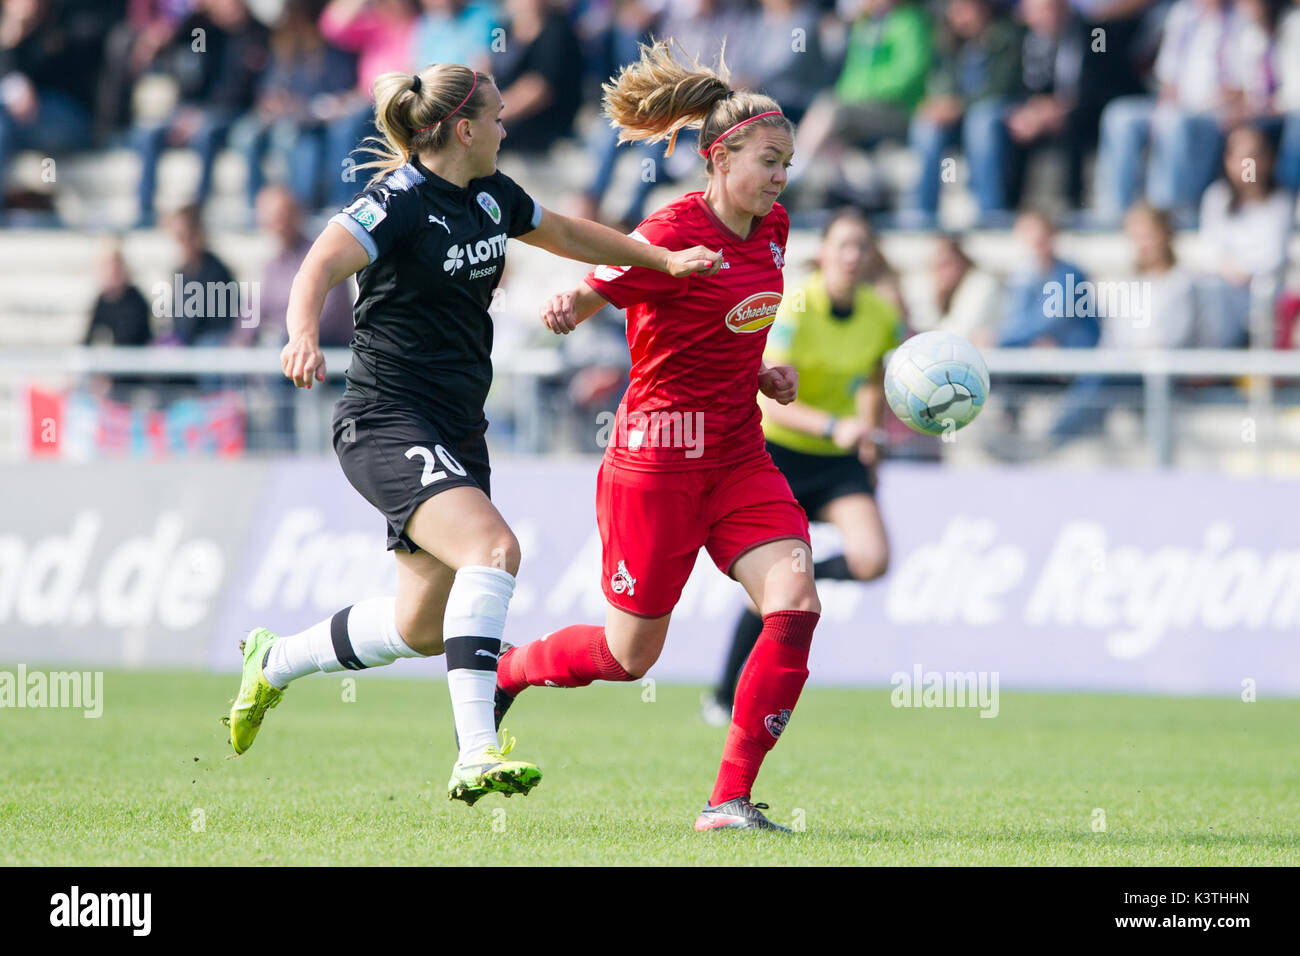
[762,271,903,455]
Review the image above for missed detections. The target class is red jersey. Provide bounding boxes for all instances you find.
[585,192,788,471]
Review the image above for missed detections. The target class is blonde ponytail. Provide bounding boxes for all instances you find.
[354,65,490,184]
[601,39,790,170]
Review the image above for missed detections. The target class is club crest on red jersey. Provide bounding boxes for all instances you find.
[725,291,782,333]
[764,708,792,738]
[610,560,636,596]
[770,241,785,268]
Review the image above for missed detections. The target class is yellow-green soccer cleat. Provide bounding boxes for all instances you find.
[447,730,543,806]
[222,628,285,755]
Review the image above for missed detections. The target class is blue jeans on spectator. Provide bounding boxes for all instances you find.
[1095,95,1154,220]
[1276,112,1300,194]
[132,108,238,226]
[1148,106,1223,212]
[907,98,1008,225]
[230,114,328,210]
[326,103,377,209]
[1096,97,1225,219]
[583,119,670,225]
[0,90,92,209]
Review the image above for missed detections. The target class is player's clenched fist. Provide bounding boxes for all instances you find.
[664,245,724,278]
[540,290,580,334]
[281,336,326,388]
[758,364,798,404]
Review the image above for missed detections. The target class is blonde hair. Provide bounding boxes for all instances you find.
[601,39,791,173]
[355,64,492,184]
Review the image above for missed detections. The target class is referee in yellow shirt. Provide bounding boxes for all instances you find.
[703,208,902,725]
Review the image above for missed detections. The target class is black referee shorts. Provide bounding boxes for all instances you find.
[333,396,491,553]
[766,439,875,521]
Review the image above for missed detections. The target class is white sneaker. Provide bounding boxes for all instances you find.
[699,692,731,728]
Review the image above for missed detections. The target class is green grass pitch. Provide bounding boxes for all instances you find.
[2,671,1297,865]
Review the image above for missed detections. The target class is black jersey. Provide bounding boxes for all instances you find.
[330,158,542,435]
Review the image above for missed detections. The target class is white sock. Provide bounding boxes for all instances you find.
[443,565,515,762]
[263,596,421,688]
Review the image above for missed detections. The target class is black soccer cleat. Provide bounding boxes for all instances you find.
[693,797,792,832]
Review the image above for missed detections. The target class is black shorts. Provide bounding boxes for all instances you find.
[766,439,875,521]
[333,396,491,553]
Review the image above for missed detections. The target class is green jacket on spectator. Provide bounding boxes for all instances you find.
[834,4,932,111]
[925,18,1022,104]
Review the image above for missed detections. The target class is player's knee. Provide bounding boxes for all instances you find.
[485,532,521,576]
[395,609,444,656]
[764,579,821,616]
[846,547,889,582]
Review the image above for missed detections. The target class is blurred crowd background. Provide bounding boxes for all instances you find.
[1,0,1298,465]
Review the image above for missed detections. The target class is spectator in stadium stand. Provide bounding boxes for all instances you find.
[574,0,666,228]
[1274,0,1300,192]
[96,0,198,141]
[1092,0,1250,223]
[162,202,240,345]
[904,0,1023,227]
[1232,0,1300,192]
[730,0,829,126]
[229,184,355,349]
[997,207,1099,348]
[228,0,356,216]
[491,0,583,154]
[0,0,98,217]
[977,0,1089,212]
[318,0,419,210]
[85,240,153,347]
[786,0,931,208]
[1046,203,1201,444]
[856,213,907,316]
[415,0,498,73]
[901,234,1001,346]
[1196,123,1293,346]
[130,0,269,227]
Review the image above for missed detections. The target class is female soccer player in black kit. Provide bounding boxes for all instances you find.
[224,63,721,806]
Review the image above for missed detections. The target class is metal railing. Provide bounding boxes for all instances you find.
[2,346,1299,465]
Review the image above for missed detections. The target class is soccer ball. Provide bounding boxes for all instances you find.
[884,331,990,435]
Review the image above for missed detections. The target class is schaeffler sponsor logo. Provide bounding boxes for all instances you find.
[49,886,151,936]
[764,708,791,738]
[725,291,782,333]
[0,512,223,630]
[890,664,1000,718]
[0,666,103,718]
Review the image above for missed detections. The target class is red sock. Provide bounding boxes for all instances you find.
[710,609,817,806]
[498,625,632,697]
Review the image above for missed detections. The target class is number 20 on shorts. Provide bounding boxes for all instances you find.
[405,444,467,486]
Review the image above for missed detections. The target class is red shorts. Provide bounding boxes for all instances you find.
[596,452,811,618]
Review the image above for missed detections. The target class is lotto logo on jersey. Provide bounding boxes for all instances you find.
[725,291,782,333]
[443,233,508,275]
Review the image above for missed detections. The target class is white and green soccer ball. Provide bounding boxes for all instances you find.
[884,331,990,435]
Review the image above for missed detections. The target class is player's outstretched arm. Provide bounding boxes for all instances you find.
[282,222,370,388]
[540,282,609,335]
[518,206,722,277]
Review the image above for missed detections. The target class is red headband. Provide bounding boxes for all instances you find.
[699,110,784,157]
[415,73,478,133]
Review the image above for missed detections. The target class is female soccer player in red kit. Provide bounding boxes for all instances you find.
[495,41,818,831]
